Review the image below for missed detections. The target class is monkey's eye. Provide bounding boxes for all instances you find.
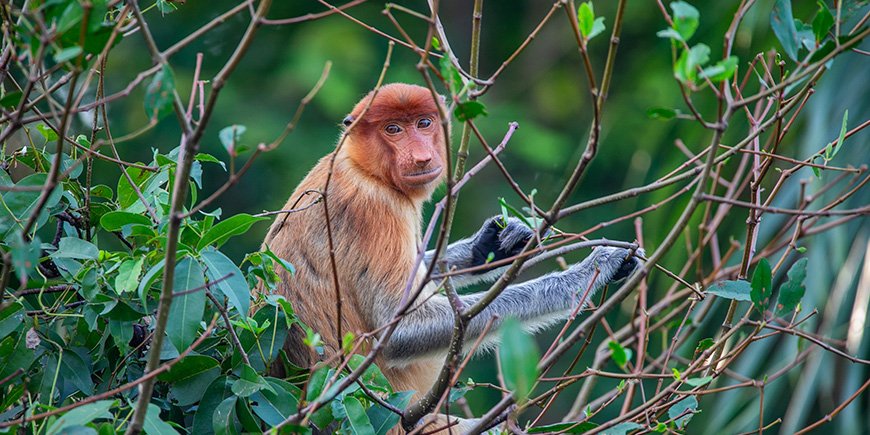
[384,124,403,135]
[417,118,433,129]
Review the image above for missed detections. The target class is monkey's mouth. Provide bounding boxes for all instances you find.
[403,166,442,185]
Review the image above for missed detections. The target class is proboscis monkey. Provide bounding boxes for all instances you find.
[261,83,641,433]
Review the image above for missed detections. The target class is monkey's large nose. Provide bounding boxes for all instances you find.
[414,156,432,168]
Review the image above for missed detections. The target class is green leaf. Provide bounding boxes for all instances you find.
[231,364,274,398]
[138,260,165,311]
[600,422,642,435]
[750,258,773,313]
[454,100,488,122]
[812,1,835,41]
[771,0,800,60]
[646,107,679,120]
[699,56,738,83]
[706,280,751,301]
[144,404,179,435]
[499,318,539,404]
[9,233,41,283]
[51,237,99,260]
[212,396,241,435]
[608,340,630,368]
[348,354,392,393]
[439,56,463,96]
[114,256,144,294]
[668,396,698,429]
[529,422,598,433]
[250,378,300,426]
[656,28,684,41]
[192,377,233,435]
[367,391,412,435]
[144,64,176,122]
[54,45,82,63]
[0,303,25,340]
[577,2,595,38]
[685,376,713,387]
[197,213,267,251]
[343,396,376,435]
[218,125,247,156]
[776,258,807,315]
[828,109,848,160]
[35,123,58,141]
[167,257,206,353]
[670,1,700,41]
[200,248,250,316]
[589,17,606,40]
[100,211,152,232]
[675,43,710,84]
[158,355,221,407]
[45,400,114,435]
[0,90,22,109]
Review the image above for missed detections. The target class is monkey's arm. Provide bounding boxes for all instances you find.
[423,217,535,288]
[382,246,642,363]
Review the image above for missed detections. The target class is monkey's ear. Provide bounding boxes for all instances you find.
[342,115,354,127]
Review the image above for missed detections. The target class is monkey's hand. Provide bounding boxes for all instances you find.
[469,217,537,271]
[571,245,644,286]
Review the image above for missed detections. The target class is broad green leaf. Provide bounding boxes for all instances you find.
[144,64,176,122]
[51,237,99,260]
[212,396,241,435]
[578,2,595,38]
[160,355,221,407]
[36,123,59,141]
[0,303,24,340]
[827,109,848,160]
[45,400,114,435]
[200,248,250,316]
[439,56,463,96]
[668,396,698,429]
[776,258,808,315]
[499,318,539,404]
[0,90,22,109]
[529,422,598,433]
[670,1,699,41]
[231,364,274,398]
[54,45,82,63]
[100,211,152,232]
[192,377,233,435]
[675,43,710,84]
[144,404,179,435]
[750,258,773,313]
[138,260,165,311]
[771,0,800,60]
[1,173,62,238]
[250,378,300,426]
[343,396,376,435]
[706,280,751,301]
[367,391,413,435]
[454,100,487,122]
[167,257,206,353]
[196,213,267,251]
[812,1,834,41]
[306,366,330,401]
[114,256,144,294]
[348,354,392,393]
[9,233,40,283]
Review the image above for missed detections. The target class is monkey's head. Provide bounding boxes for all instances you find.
[343,83,448,198]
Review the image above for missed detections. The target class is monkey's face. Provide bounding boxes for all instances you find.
[345,83,448,198]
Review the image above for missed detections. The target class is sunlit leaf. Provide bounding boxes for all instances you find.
[706,279,751,301]
[499,318,539,404]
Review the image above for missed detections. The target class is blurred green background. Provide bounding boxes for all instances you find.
[89,0,868,432]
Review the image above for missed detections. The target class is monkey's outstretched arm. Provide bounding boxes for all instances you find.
[423,217,536,288]
[382,246,641,364]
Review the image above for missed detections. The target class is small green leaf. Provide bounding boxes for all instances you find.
[54,46,83,63]
[672,367,682,381]
[699,56,738,83]
[343,396,376,435]
[231,364,274,398]
[771,0,800,60]
[218,125,247,156]
[212,396,241,435]
[430,36,441,51]
[589,17,606,40]
[656,28,684,41]
[668,396,699,429]
[36,124,58,141]
[499,318,539,404]
[750,258,773,313]
[158,355,220,407]
[0,91,22,109]
[528,422,598,433]
[647,107,679,120]
[776,258,808,315]
[439,56,463,96]
[167,257,206,352]
[608,340,630,368]
[675,43,710,84]
[197,213,267,251]
[578,2,595,38]
[200,248,251,315]
[812,1,834,42]
[827,109,848,160]
[600,422,642,435]
[114,256,145,294]
[685,376,713,387]
[144,64,176,122]
[706,280,751,301]
[454,100,487,121]
[367,391,413,435]
[143,403,178,435]
[46,400,115,435]
[670,1,700,41]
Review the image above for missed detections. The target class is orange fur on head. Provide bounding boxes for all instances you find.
[343,83,448,199]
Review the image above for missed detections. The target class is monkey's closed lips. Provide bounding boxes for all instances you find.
[403,166,442,184]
